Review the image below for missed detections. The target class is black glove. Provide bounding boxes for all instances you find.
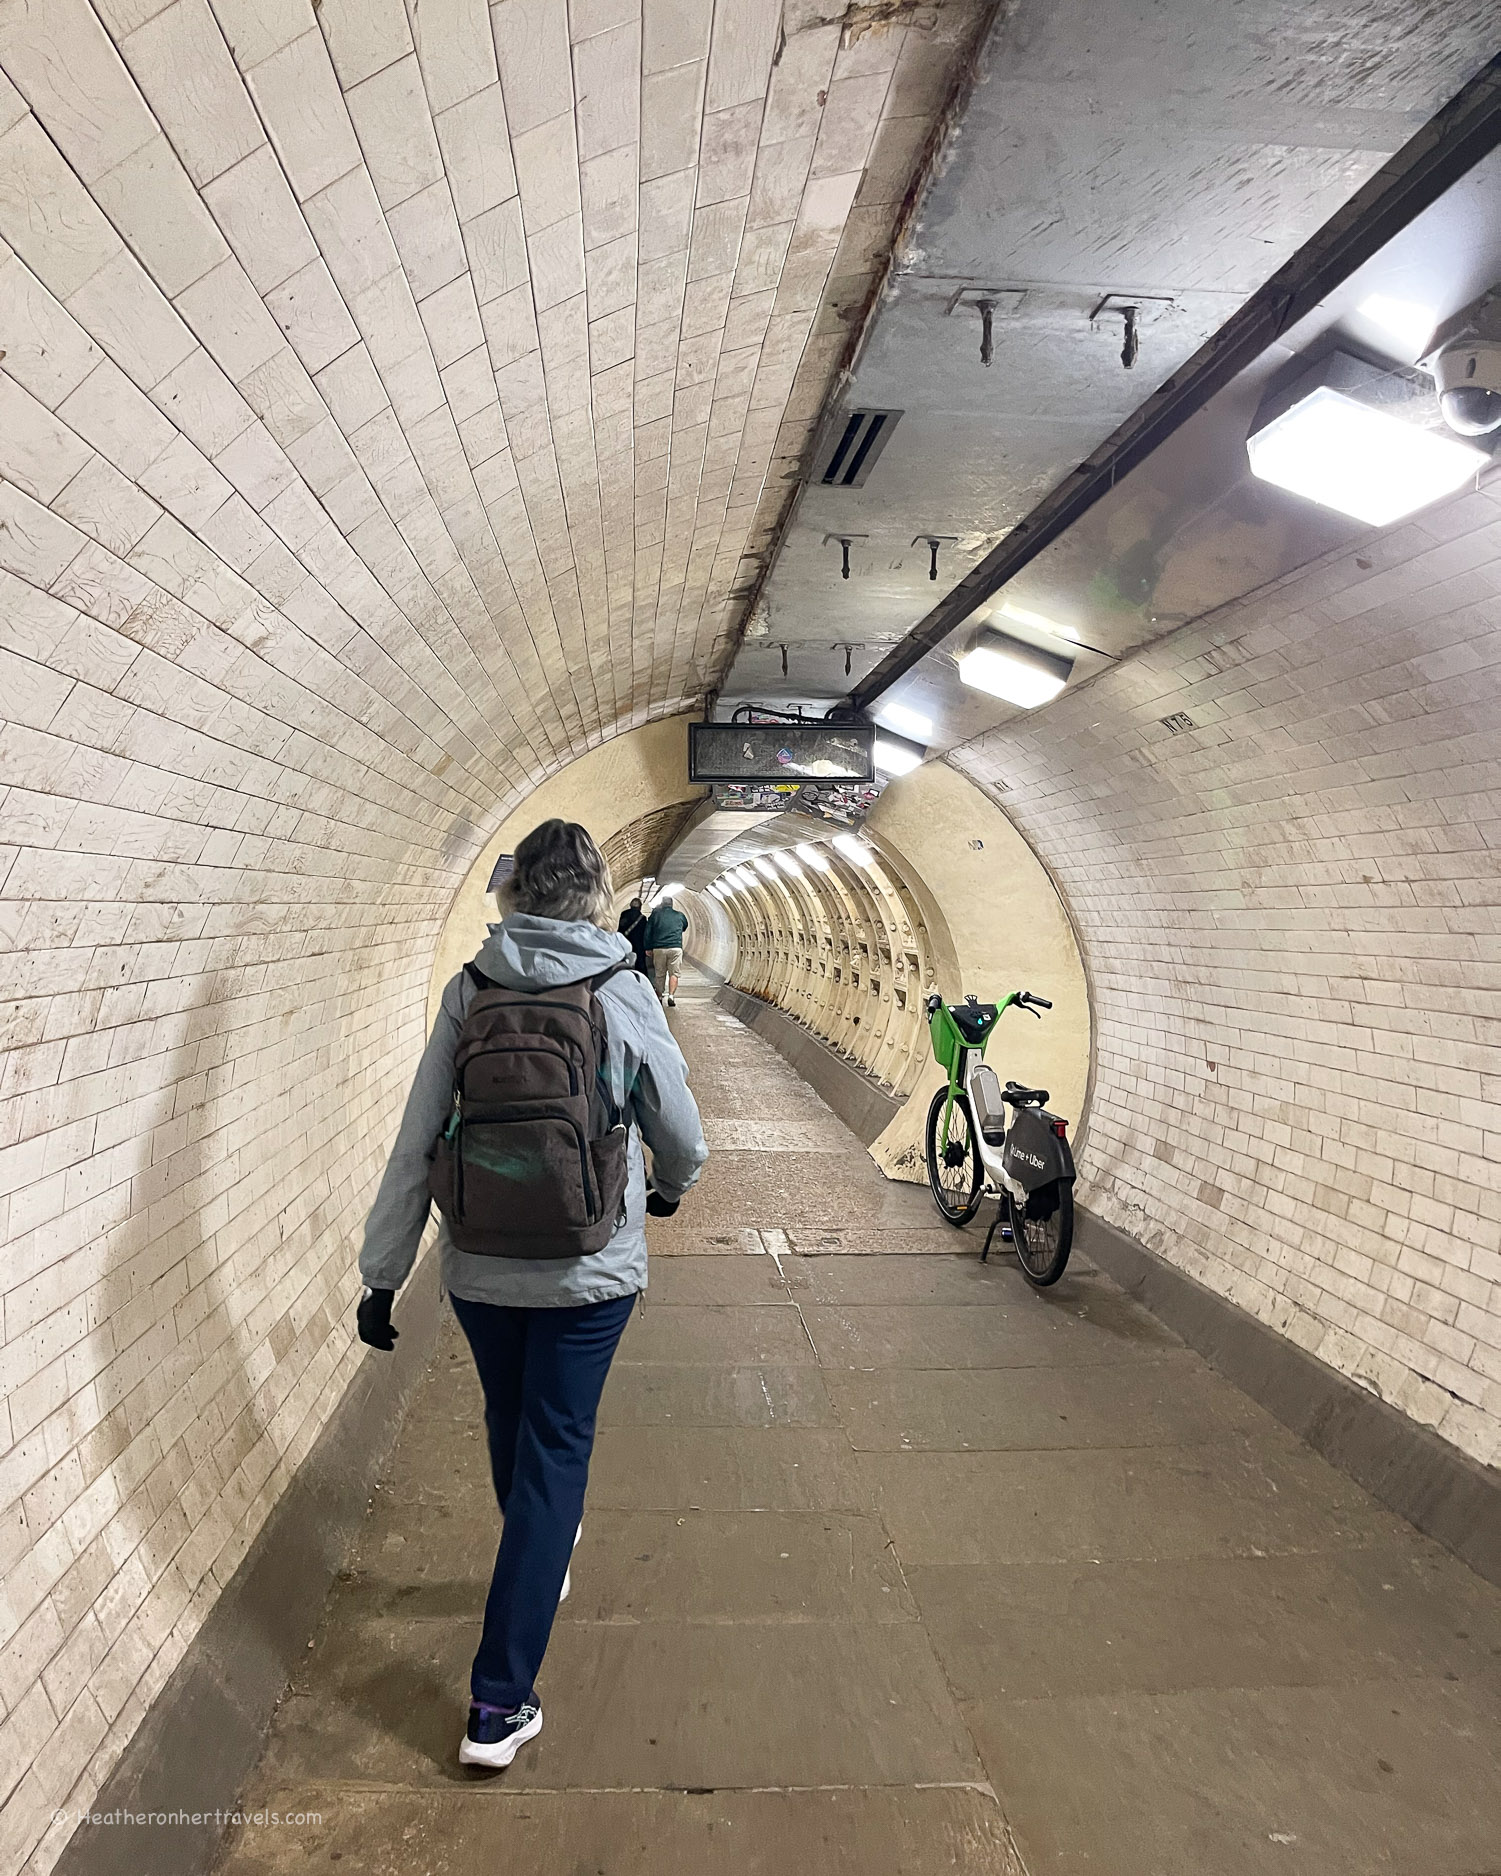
[645,1189,680,1218]
[357,1287,398,1350]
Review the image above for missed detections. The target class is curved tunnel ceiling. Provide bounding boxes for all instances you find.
[0,0,992,830]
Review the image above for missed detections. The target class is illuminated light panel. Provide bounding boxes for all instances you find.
[999,599,1080,643]
[772,850,805,877]
[878,702,933,740]
[874,736,922,777]
[734,866,759,888]
[1247,385,1486,526]
[832,832,875,866]
[753,857,780,881]
[957,629,1072,709]
[1358,293,1435,358]
[795,843,831,871]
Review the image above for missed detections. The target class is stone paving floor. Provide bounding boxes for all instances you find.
[215,969,1501,1875]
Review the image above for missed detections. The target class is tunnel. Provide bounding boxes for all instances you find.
[1,3,1499,1873]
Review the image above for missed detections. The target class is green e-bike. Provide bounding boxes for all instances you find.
[924,990,1076,1286]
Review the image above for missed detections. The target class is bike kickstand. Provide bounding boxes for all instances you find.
[980,1203,1003,1263]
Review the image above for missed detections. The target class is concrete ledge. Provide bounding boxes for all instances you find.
[1076,1210,1501,1589]
[710,982,902,1147]
[55,1255,442,1876]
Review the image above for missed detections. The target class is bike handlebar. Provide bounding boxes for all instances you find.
[926,989,1053,1016]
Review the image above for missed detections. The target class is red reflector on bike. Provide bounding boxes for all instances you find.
[1052,1120,1068,1137]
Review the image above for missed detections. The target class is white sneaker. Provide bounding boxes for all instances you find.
[559,1520,582,1603]
[459,1700,543,1769]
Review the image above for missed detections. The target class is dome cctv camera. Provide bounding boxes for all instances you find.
[1431,337,1501,437]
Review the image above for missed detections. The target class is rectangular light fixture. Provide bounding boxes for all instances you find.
[753,856,780,881]
[873,735,923,777]
[1247,383,1486,526]
[998,598,1080,643]
[878,701,933,740]
[957,628,1073,709]
[772,850,805,877]
[794,842,831,871]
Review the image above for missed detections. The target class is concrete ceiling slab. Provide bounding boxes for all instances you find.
[725,0,1501,714]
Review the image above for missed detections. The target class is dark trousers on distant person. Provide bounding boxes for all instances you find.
[449,1290,635,1708]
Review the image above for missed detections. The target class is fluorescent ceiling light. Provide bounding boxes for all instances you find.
[878,701,933,740]
[998,599,1080,643]
[832,832,875,866]
[1247,385,1485,527]
[794,842,831,871]
[657,881,685,897]
[772,850,804,877]
[957,629,1073,709]
[753,856,780,881]
[873,736,922,777]
[734,866,758,888]
[1358,293,1435,358]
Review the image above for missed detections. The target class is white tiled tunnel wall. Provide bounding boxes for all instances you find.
[952,481,1501,1471]
[0,0,993,1869]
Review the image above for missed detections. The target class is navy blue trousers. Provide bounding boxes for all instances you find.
[449,1289,635,1709]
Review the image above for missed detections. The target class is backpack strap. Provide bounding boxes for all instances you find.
[464,960,496,992]
[587,959,636,1127]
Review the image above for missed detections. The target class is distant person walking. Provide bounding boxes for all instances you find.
[357,820,707,1770]
[617,894,649,975]
[645,895,688,1007]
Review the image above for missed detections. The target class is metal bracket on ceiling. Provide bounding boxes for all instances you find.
[912,535,958,581]
[945,287,1026,368]
[1089,293,1176,369]
[823,532,868,580]
[944,285,1027,317]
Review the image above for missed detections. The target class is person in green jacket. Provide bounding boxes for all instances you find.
[645,896,688,1006]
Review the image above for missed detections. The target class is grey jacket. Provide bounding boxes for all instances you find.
[359,915,708,1308]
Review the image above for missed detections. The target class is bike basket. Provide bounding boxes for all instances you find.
[929,1004,961,1072]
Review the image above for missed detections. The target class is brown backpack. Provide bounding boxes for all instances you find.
[427,960,633,1258]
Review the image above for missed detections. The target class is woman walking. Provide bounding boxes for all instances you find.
[355,820,707,1768]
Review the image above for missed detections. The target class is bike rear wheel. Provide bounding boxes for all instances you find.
[1007,1180,1074,1285]
[925,1087,983,1225]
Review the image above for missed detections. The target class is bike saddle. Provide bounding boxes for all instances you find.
[1002,1083,1050,1106]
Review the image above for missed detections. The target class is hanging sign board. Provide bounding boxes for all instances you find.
[689,723,874,784]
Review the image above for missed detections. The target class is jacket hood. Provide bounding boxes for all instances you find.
[474,914,632,990]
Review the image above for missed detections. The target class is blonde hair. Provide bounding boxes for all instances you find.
[498,819,613,925]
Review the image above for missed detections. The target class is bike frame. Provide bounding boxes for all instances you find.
[930,996,1030,1203]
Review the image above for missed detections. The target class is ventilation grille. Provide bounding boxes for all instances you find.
[815,408,902,487]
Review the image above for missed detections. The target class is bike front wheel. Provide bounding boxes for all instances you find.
[1007,1180,1074,1285]
[925,1087,983,1225]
